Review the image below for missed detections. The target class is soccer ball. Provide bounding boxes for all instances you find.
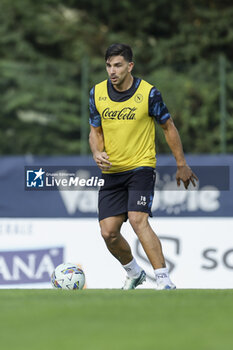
[51,262,85,290]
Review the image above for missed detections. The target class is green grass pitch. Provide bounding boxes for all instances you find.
[0,289,233,350]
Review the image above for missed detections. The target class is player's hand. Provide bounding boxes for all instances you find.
[94,151,112,171]
[176,165,198,189]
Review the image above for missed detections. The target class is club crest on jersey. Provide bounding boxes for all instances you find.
[134,94,143,103]
[102,107,136,120]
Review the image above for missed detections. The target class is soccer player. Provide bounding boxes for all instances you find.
[89,43,198,290]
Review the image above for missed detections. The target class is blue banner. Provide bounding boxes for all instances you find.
[0,155,232,217]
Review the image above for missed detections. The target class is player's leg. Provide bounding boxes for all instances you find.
[98,172,146,289]
[98,174,132,265]
[127,168,176,290]
[128,211,165,269]
[127,167,160,268]
[100,214,133,265]
[128,211,176,290]
[100,215,146,289]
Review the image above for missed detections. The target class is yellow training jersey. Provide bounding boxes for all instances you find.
[94,79,156,173]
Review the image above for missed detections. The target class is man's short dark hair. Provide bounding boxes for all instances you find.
[105,43,133,62]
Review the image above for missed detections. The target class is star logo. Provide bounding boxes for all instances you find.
[26,168,45,188]
[34,168,45,181]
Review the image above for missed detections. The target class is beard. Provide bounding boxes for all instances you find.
[110,75,125,86]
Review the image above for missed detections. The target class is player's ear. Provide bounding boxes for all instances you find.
[128,62,134,73]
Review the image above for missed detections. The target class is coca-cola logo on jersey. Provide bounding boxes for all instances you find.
[102,107,136,120]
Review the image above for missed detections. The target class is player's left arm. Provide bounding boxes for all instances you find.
[160,118,198,189]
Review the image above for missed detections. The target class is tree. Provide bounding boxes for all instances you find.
[0,0,232,154]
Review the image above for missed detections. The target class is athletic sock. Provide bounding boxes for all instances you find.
[122,258,142,278]
[154,267,172,285]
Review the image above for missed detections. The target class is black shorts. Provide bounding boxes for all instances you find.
[98,167,156,221]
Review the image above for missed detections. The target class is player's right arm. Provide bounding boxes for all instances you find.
[89,86,111,171]
[89,125,112,171]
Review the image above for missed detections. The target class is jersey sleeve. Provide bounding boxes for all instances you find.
[89,87,101,127]
[149,87,171,124]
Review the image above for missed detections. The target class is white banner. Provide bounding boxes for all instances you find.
[0,218,233,289]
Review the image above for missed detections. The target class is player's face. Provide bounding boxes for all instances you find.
[106,56,134,86]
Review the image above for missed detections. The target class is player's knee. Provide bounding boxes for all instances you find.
[101,228,119,245]
[128,212,148,232]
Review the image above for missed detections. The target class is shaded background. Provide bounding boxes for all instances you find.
[0,0,232,156]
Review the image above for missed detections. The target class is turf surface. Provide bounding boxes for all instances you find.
[0,289,232,350]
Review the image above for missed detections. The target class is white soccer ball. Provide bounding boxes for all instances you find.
[51,262,85,290]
